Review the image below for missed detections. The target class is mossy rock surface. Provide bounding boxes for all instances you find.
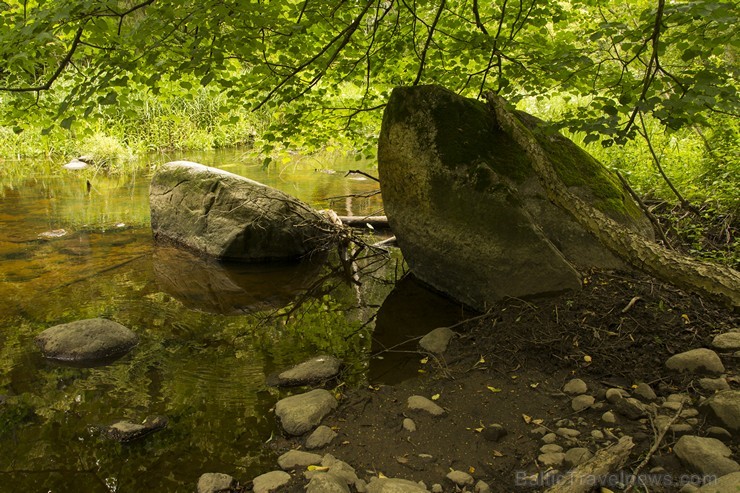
[35,318,138,363]
[150,161,332,261]
[378,85,653,310]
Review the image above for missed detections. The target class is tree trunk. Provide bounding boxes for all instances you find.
[485,93,740,309]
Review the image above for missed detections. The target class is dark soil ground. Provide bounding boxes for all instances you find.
[269,269,739,492]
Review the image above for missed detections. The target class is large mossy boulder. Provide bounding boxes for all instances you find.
[150,161,333,261]
[378,85,653,310]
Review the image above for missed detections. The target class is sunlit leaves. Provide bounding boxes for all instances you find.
[0,0,736,157]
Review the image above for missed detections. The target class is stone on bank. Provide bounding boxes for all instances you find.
[275,389,338,435]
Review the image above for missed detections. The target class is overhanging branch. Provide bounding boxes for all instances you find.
[0,25,85,93]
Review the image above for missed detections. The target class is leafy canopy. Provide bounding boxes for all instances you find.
[0,0,737,153]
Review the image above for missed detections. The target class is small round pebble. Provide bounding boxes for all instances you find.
[633,382,657,401]
[475,480,491,493]
[446,470,474,486]
[601,411,617,424]
[564,447,593,468]
[540,444,563,454]
[542,432,558,444]
[563,378,588,395]
[605,388,628,403]
[572,395,595,412]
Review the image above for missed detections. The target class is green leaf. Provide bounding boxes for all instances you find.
[60,116,75,130]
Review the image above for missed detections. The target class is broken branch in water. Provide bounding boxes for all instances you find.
[345,169,380,182]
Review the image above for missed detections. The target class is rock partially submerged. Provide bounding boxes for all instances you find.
[150,161,334,261]
[377,85,653,309]
[197,473,236,493]
[267,355,342,387]
[105,415,168,442]
[35,318,138,363]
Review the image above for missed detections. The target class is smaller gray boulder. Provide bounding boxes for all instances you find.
[563,378,588,395]
[105,415,168,442]
[36,318,138,363]
[252,470,291,493]
[571,395,595,412]
[419,327,455,354]
[268,355,342,387]
[700,390,740,432]
[407,395,445,416]
[673,435,740,477]
[665,349,725,374]
[699,471,740,492]
[367,477,429,493]
[307,473,350,493]
[197,473,236,493]
[446,470,474,487]
[277,450,323,470]
[712,332,740,350]
[305,425,338,449]
[275,389,338,435]
[538,452,565,468]
[564,447,593,468]
[633,382,657,401]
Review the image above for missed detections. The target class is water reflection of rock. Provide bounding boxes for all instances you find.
[370,275,470,384]
[153,246,323,315]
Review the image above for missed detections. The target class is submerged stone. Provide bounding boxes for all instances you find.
[105,415,168,442]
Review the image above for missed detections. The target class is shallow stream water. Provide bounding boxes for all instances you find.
[0,150,466,492]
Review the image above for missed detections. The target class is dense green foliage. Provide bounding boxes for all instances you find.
[1,0,736,148]
[0,0,737,262]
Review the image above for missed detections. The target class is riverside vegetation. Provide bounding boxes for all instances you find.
[0,1,738,491]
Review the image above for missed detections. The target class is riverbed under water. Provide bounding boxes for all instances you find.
[0,150,467,492]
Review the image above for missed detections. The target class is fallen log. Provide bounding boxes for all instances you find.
[544,436,634,493]
[338,216,390,229]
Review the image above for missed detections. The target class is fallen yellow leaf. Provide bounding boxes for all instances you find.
[431,393,440,401]
[420,357,429,364]
[583,355,592,363]
[487,386,502,393]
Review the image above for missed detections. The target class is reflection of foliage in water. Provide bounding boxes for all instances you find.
[0,237,402,491]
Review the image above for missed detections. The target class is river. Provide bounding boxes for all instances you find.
[0,150,466,492]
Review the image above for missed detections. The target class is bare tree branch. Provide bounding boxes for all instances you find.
[413,0,446,86]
